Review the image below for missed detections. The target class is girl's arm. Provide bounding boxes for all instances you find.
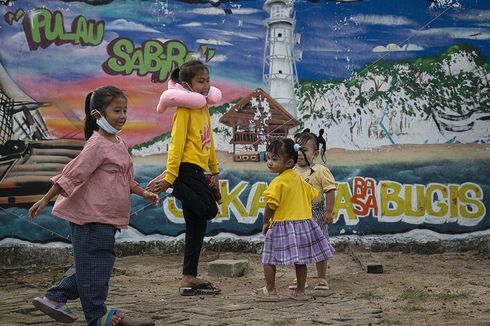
[28,184,62,219]
[323,190,335,224]
[262,205,275,235]
[131,185,159,206]
[147,109,189,193]
[29,137,105,219]
[207,110,219,177]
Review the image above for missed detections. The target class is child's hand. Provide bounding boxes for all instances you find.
[28,199,48,220]
[143,190,160,206]
[262,223,269,236]
[146,173,172,194]
[323,211,333,224]
[209,174,219,189]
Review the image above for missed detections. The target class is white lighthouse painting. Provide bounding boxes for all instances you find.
[263,0,300,119]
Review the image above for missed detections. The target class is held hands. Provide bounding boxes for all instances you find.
[209,174,219,189]
[28,199,48,220]
[146,171,172,194]
[143,190,160,206]
[323,211,333,224]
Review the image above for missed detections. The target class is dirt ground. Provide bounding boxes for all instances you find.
[1,249,489,326]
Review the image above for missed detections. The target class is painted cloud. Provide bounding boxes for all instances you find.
[372,43,424,52]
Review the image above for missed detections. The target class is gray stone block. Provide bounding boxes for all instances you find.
[207,259,249,277]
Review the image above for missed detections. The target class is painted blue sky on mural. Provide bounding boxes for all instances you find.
[1,0,489,85]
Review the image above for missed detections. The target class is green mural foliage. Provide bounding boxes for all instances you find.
[297,46,490,136]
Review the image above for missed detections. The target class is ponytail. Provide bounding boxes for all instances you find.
[170,67,181,83]
[84,91,97,140]
[319,145,326,164]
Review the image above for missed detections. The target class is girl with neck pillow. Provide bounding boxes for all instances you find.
[155,63,223,204]
[148,60,222,295]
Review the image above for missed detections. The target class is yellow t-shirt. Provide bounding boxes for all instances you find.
[164,106,219,184]
[263,169,319,224]
[295,163,336,204]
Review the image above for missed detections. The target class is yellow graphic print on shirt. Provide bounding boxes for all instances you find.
[200,123,211,150]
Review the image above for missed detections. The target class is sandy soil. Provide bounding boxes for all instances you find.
[132,143,490,169]
[1,250,489,325]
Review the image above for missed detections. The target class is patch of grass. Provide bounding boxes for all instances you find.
[433,290,470,301]
[357,289,383,300]
[447,268,462,278]
[441,310,459,320]
[402,304,425,312]
[270,318,296,326]
[383,253,396,260]
[399,288,430,303]
[380,318,401,325]
[450,279,464,287]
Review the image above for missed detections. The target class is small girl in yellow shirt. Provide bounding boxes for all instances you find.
[253,138,335,301]
[291,131,336,291]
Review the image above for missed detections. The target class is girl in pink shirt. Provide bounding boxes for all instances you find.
[28,85,159,326]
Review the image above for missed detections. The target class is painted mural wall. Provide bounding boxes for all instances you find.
[0,0,488,244]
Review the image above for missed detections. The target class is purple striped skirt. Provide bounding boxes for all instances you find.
[262,219,335,265]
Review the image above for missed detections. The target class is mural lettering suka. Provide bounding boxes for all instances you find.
[162,177,485,228]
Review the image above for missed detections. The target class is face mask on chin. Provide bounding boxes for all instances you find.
[91,110,120,134]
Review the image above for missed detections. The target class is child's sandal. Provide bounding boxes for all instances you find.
[32,297,77,323]
[314,279,329,290]
[97,307,125,326]
[288,278,309,290]
[252,287,280,302]
[288,290,311,301]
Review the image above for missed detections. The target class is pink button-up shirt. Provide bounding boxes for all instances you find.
[51,132,139,229]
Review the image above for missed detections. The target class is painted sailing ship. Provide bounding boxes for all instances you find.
[0,63,84,206]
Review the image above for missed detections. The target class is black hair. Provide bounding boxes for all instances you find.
[170,60,209,87]
[84,85,126,140]
[266,138,298,167]
[296,130,326,164]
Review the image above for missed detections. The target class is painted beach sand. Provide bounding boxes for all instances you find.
[132,143,490,168]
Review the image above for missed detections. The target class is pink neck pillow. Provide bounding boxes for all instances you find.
[156,80,222,113]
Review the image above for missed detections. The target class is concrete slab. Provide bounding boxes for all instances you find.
[207,259,249,277]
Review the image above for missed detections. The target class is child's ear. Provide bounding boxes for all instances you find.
[90,110,102,119]
[287,158,295,168]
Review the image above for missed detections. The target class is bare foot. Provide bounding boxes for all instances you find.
[110,310,125,326]
[110,315,122,326]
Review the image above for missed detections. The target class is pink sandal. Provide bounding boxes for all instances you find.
[314,279,330,290]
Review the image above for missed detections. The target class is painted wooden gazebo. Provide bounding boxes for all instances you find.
[219,88,299,154]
